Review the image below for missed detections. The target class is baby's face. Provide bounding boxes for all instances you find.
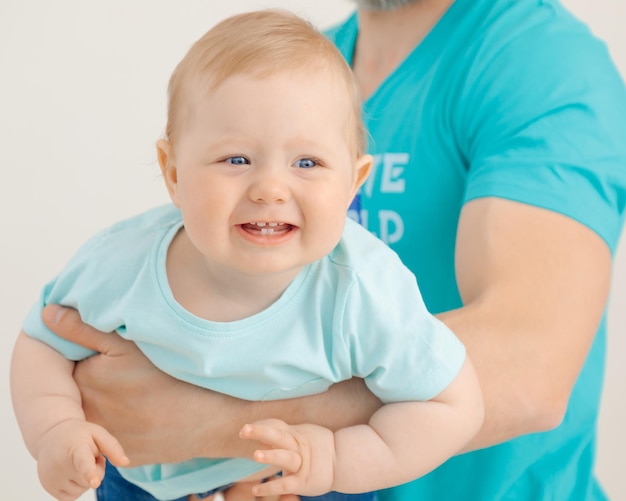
[162,70,369,278]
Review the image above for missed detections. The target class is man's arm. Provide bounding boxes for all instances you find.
[44,195,611,463]
[42,305,381,465]
[444,197,611,451]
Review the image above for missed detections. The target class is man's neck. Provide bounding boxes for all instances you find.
[353,0,455,99]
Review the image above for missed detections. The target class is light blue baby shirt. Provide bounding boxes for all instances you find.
[24,205,465,500]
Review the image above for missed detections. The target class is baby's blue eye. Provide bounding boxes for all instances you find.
[226,156,249,165]
[295,158,317,169]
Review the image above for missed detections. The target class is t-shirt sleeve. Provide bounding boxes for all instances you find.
[459,17,626,253]
[341,250,466,403]
[22,230,107,360]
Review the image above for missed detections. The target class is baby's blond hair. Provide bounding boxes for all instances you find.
[165,9,366,156]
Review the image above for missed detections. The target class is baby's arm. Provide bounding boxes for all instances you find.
[10,331,128,501]
[241,356,483,497]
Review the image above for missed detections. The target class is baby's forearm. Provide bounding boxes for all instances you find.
[332,360,483,493]
[10,330,85,458]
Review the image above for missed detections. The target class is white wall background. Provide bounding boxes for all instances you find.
[1,1,624,499]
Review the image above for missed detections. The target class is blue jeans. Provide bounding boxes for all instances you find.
[97,461,377,501]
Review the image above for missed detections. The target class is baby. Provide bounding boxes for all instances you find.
[11,9,483,501]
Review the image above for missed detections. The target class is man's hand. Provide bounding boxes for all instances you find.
[41,305,238,465]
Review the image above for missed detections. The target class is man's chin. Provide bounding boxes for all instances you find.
[352,0,418,12]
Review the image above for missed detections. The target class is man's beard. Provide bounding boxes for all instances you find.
[352,0,418,11]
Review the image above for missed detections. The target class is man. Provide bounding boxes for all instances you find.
[43,0,626,498]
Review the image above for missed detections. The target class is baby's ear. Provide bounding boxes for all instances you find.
[157,139,180,206]
[350,154,373,199]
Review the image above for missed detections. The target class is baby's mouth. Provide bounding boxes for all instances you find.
[241,221,293,236]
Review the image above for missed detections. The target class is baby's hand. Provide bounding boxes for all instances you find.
[35,419,128,501]
[240,418,335,497]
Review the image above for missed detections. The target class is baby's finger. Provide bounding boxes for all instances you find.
[222,481,266,501]
[240,423,298,451]
[71,444,101,489]
[252,474,301,498]
[254,448,302,473]
[95,453,107,479]
[92,425,129,467]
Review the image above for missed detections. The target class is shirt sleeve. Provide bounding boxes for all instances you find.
[459,15,626,253]
[340,250,466,403]
[22,229,108,360]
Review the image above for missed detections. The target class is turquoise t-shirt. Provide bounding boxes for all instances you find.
[24,205,465,500]
[329,0,626,499]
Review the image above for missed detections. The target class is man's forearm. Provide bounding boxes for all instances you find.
[191,377,382,460]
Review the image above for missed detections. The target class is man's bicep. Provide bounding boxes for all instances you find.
[451,197,611,432]
[456,196,611,318]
